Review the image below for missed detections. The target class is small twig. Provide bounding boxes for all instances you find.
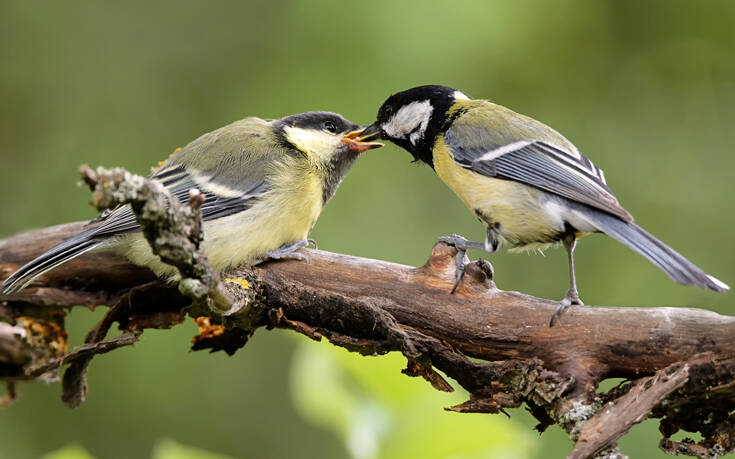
[26,332,141,379]
[53,288,142,407]
[60,331,141,408]
[78,165,240,313]
[61,166,260,404]
[569,363,690,459]
[59,331,141,408]
[0,382,16,408]
[85,287,138,343]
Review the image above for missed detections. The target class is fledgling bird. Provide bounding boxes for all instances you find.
[358,85,728,323]
[2,112,381,294]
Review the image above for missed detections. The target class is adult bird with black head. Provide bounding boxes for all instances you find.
[358,85,728,324]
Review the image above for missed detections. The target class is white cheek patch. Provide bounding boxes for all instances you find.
[284,126,342,162]
[381,100,433,145]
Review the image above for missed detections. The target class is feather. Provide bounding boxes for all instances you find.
[572,204,728,292]
[445,124,632,222]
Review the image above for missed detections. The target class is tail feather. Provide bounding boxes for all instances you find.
[1,230,102,294]
[578,208,729,293]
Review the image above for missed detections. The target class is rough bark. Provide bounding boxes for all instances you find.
[1,166,733,459]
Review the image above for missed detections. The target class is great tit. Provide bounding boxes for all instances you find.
[358,85,728,322]
[2,111,381,294]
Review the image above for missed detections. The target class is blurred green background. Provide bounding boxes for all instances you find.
[1,0,733,458]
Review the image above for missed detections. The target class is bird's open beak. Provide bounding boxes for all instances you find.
[342,125,384,154]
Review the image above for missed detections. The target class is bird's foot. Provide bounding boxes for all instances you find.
[549,289,583,327]
[437,234,486,294]
[265,239,311,263]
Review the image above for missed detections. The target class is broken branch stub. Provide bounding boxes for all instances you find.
[78,165,242,314]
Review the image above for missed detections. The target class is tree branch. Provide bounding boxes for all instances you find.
[1,166,733,458]
[569,362,690,459]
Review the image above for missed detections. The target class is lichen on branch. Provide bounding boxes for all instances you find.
[79,165,237,313]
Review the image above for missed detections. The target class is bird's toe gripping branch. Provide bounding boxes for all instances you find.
[429,239,496,294]
[263,239,312,263]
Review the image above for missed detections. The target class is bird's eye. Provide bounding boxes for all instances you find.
[323,121,338,133]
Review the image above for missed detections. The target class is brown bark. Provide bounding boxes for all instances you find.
[1,166,733,458]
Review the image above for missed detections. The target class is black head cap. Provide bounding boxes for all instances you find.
[274,111,359,138]
[373,85,465,166]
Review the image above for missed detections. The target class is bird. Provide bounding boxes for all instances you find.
[357,85,728,324]
[2,111,382,294]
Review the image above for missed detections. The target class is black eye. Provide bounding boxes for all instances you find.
[323,121,338,133]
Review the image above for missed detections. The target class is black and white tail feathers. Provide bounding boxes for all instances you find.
[1,228,103,294]
[580,207,729,293]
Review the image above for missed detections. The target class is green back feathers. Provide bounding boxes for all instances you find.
[446,99,578,154]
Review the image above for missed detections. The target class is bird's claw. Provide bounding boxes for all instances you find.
[450,249,471,294]
[549,304,567,327]
[265,239,311,263]
[438,234,486,294]
[438,234,471,250]
[271,251,308,262]
[549,290,583,326]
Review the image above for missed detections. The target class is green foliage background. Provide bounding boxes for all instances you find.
[1,1,733,458]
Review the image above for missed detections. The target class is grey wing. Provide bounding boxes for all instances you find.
[153,166,269,221]
[89,166,268,238]
[444,126,633,222]
[89,117,282,238]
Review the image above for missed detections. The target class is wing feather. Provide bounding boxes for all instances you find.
[90,166,267,238]
[445,123,632,222]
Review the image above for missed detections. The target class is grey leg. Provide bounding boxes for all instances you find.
[438,234,489,294]
[550,234,584,326]
[263,239,311,263]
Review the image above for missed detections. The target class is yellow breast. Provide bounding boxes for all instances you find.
[117,159,324,279]
[203,164,323,269]
[433,138,565,248]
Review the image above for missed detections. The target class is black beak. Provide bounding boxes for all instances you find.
[353,123,382,142]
